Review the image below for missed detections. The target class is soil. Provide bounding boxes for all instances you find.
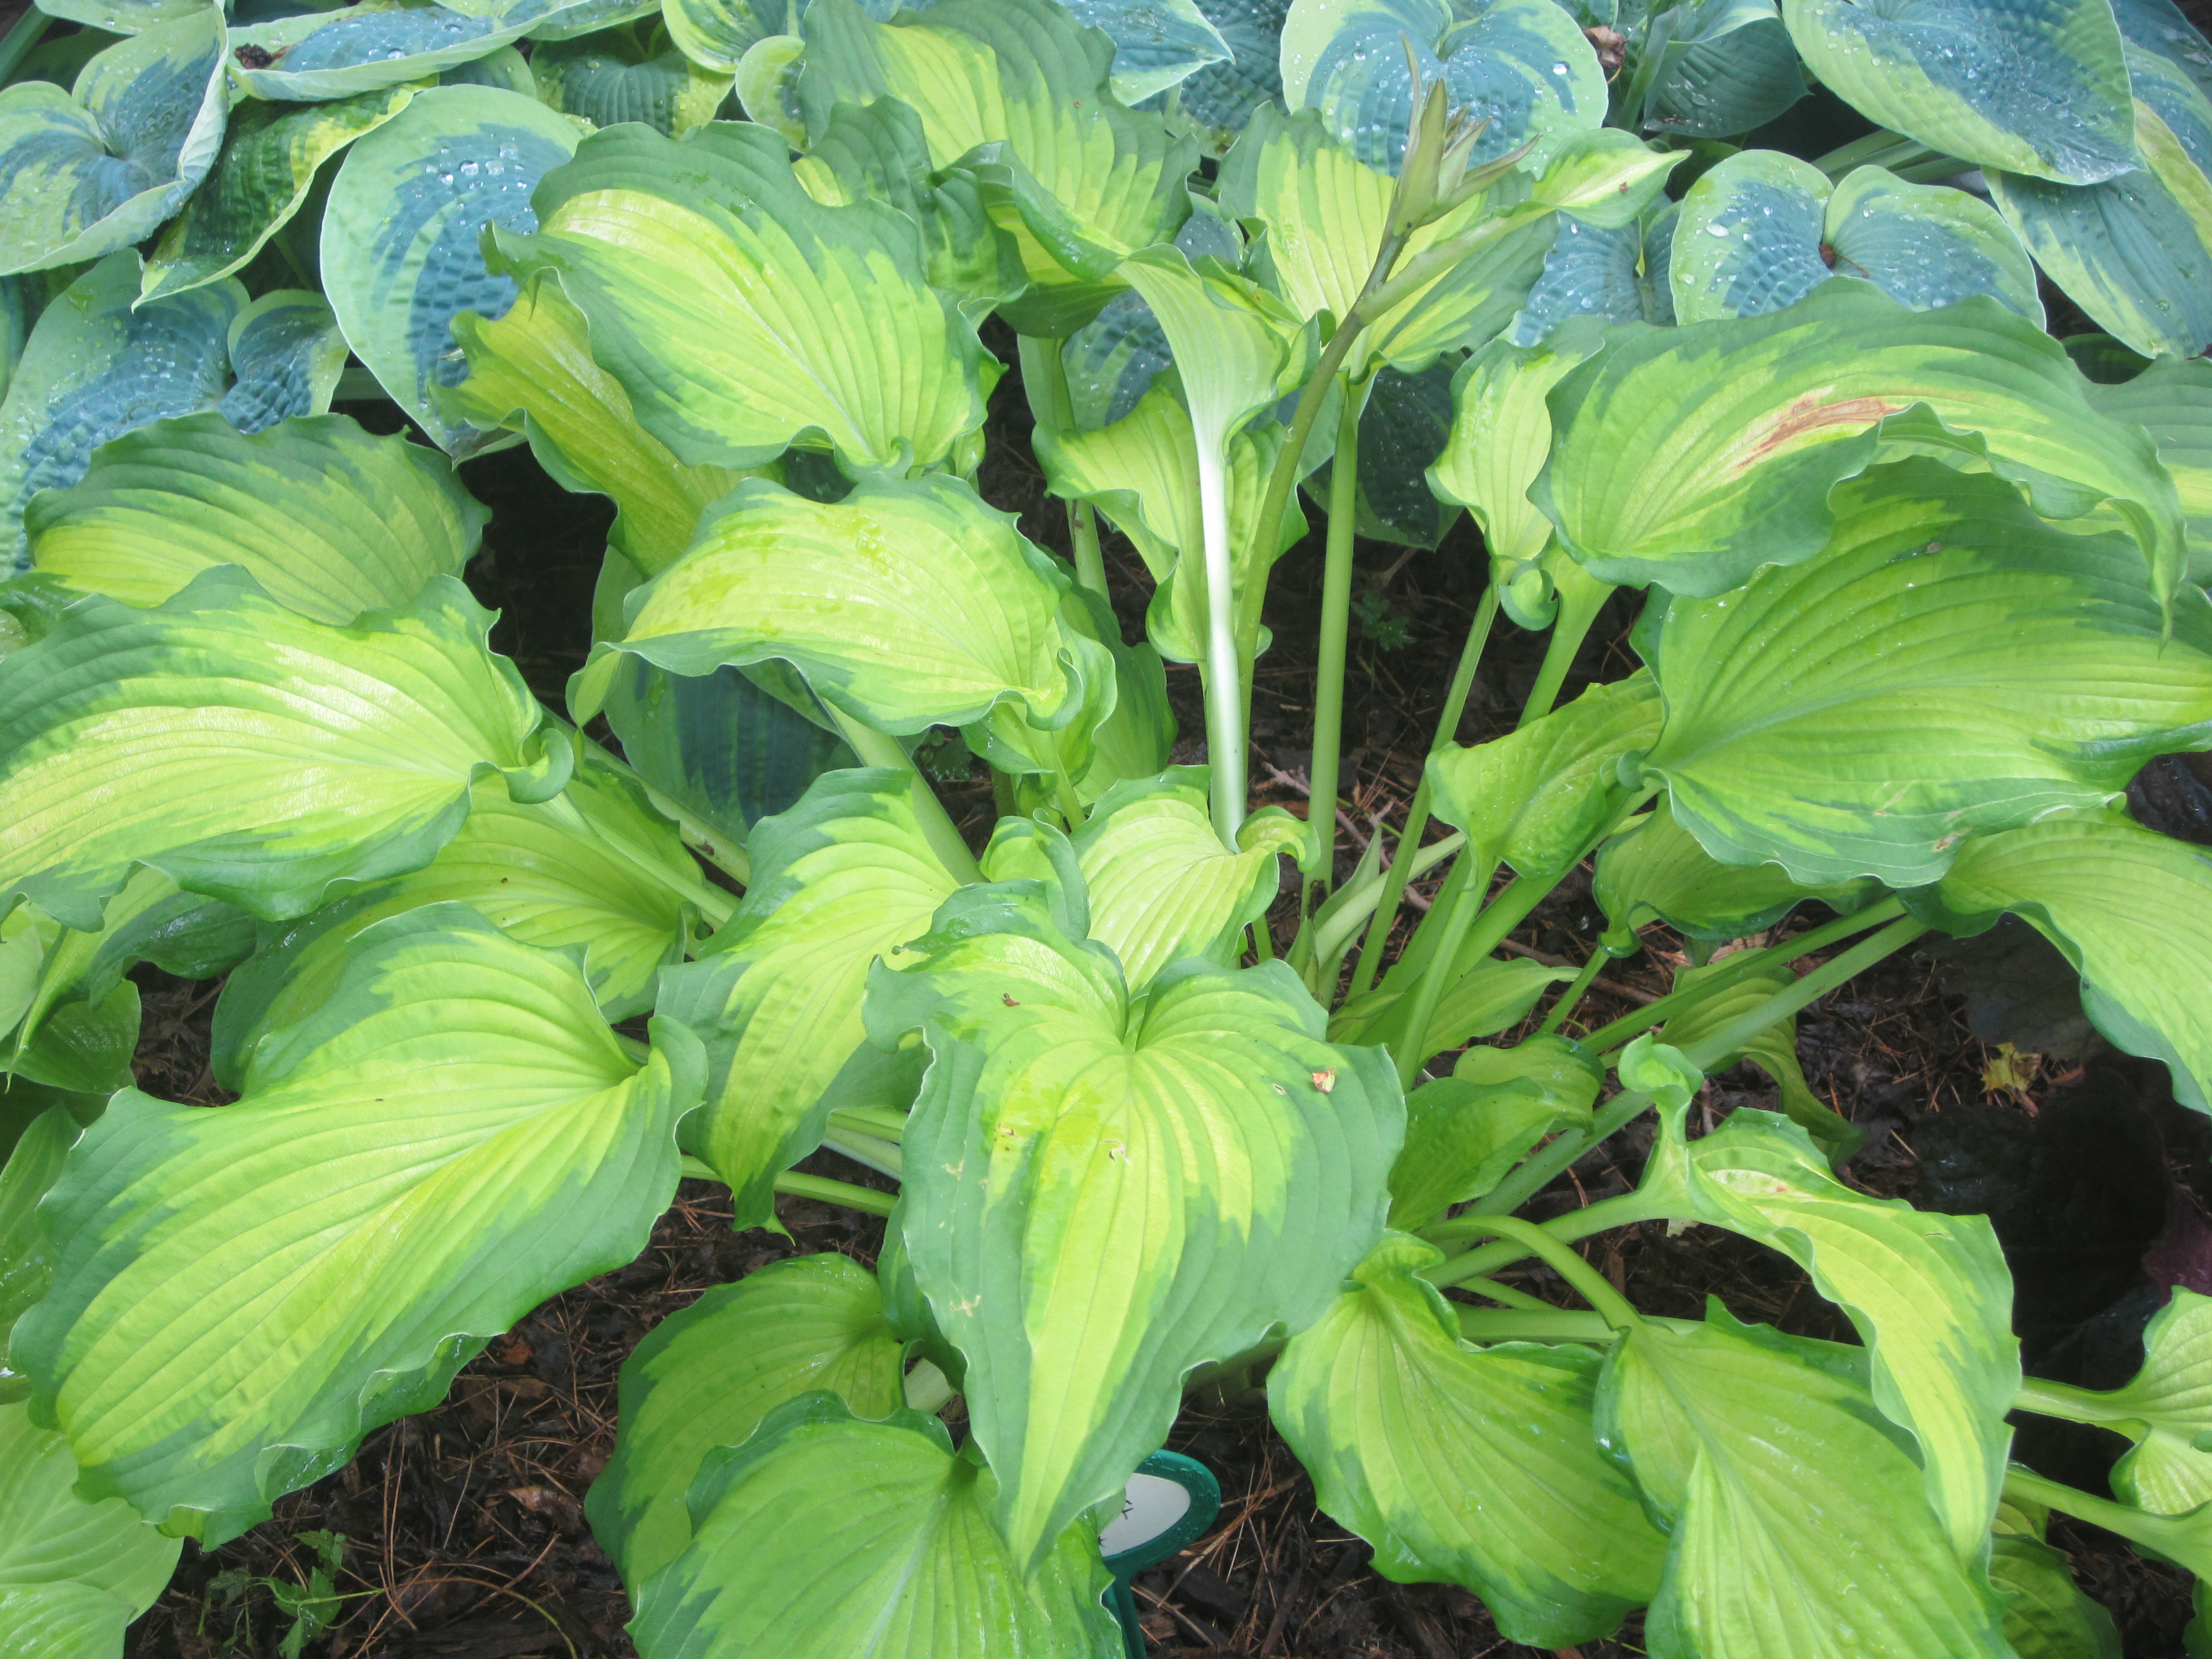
[107,326,2212,1659]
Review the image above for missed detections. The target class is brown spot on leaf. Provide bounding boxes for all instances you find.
[1311,1068,1337,1093]
[1738,392,1906,471]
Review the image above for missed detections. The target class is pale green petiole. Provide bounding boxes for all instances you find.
[1197,443,1248,846]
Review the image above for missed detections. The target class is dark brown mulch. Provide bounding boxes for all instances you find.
[110,337,2210,1657]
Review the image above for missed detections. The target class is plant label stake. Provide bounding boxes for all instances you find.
[1098,1451,1221,1659]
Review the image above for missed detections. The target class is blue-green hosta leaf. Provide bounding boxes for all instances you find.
[1270,1233,1663,1643]
[586,1254,907,1589]
[527,0,665,42]
[322,85,583,456]
[1593,796,1879,951]
[1307,361,1461,548]
[495,117,989,472]
[1428,673,1662,878]
[1632,0,1805,139]
[873,883,1402,1572]
[28,0,206,32]
[1988,103,2212,361]
[1780,0,2136,184]
[1277,0,1605,171]
[1387,1037,1600,1227]
[0,1397,180,1659]
[142,82,422,300]
[1639,462,2212,888]
[534,27,736,134]
[1507,205,1674,344]
[2085,355,2212,582]
[446,274,750,576]
[654,769,959,1224]
[629,1397,1119,1659]
[1536,280,2189,601]
[0,251,238,570]
[227,0,595,102]
[2128,40,2212,171]
[14,906,701,1543]
[0,6,228,275]
[1066,768,1302,988]
[1907,814,2212,1112]
[0,567,567,930]
[27,410,482,622]
[1597,1309,2012,1658]
[442,43,539,92]
[217,289,348,433]
[1061,290,1173,427]
[1066,0,1232,104]
[1987,1530,2124,1659]
[1219,106,1557,378]
[0,276,37,405]
[1175,0,1289,146]
[2115,0,2212,106]
[1672,153,2039,326]
[798,0,1199,328]
[1432,317,1605,575]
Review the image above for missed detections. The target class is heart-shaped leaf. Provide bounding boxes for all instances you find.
[1432,318,1606,573]
[1507,205,1676,345]
[1630,0,1806,139]
[14,906,701,1542]
[217,289,351,433]
[1175,0,1290,148]
[1387,1037,1600,1227]
[660,0,787,75]
[534,24,735,134]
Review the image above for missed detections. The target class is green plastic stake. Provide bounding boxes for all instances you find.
[1098,1451,1222,1659]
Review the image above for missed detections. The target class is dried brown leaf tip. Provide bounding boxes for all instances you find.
[1585,25,1627,73]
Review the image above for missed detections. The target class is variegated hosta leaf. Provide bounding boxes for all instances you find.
[13,906,701,1543]
[654,769,959,1224]
[1631,0,1806,139]
[1987,1527,2124,1659]
[628,1397,1120,1659]
[0,1397,181,1659]
[1034,383,1303,664]
[1507,205,1675,345]
[1989,102,2212,361]
[2116,0,2212,106]
[1535,280,2189,601]
[1218,106,1558,378]
[1780,0,2136,184]
[1905,814,2212,1111]
[0,6,228,276]
[1172,0,1288,147]
[2030,1288,2212,1514]
[30,0,206,32]
[497,117,989,472]
[0,567,567,930]
[322,85,583,456]
[1593,796,1879,952]
[2,1100,99,1341]
[1065,0,1232,105]
[1277,0,1605,172]
[1061,290,1175,427]
[1596,1310,2013,1658]
[873,883,1402,1571]
[28,411,484,622]
[0,252,237,568]
[798,0,1199,332]
[581,476,1112,774]
[217,289,351,434]
[1428,674,1661,879]
[2085,355,2212,581]
[227,0,612,102]
[534,24,737,135]
[1387,1037,1600,1227]
[1064,768,1301,988]
[1671,153,2040,326]
[1646,1103,2019,1562]
[662,0,785,74]
[1270,1234,1663,1644]
[1431,319,1605,577]
[142,82,422,300]
[1657,962,1862,1165]
[442,44,539,93]
[1638,461,2212,888]
[585,1253,908,1589]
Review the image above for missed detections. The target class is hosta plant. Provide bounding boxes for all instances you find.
[4,0,2212,1653]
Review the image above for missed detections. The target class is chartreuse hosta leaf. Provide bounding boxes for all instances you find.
[1277,0,1604,171]
[2086,356,2212,581]
[2020,1288,2212,1516]
[655,770,960,1225]
[1269,1233,1663,1644]
[1671,153,2040,326]
[142,83,422,300]
[534,24,736,135]
[27,411,485,622]
[1988,102,2212,361]
[586,1253,907,1589]
[1906,815,2212,1111]
[1637,462,2212,888]
[1649,1103,2019,1563]
[495,119,988,473]
[1596,1308,2012,1658]
[1065,769,1302,988]
[218,290,351,435]
[1629,0,1806,140]
[1780,0,2136,184]
[1508,204,1676,346]
[1428,674,1661,879]
[15,906,701,1543]
[0,1397,180,1659]
[1538,281,2190,600]
[1658,962,1864,1166]
[0,5,228,276]
[0,567,566,930]
[2,1099,97,1340]
[0,252,238,567]
[1987,1513,2124,1659]
[1388,1037,1600,1228]
[323,86,583,457]
[629,1396,1119,1659]
[1593,797,1879,952]
[874,883,1401,1572]
[1218,106,1558,380]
